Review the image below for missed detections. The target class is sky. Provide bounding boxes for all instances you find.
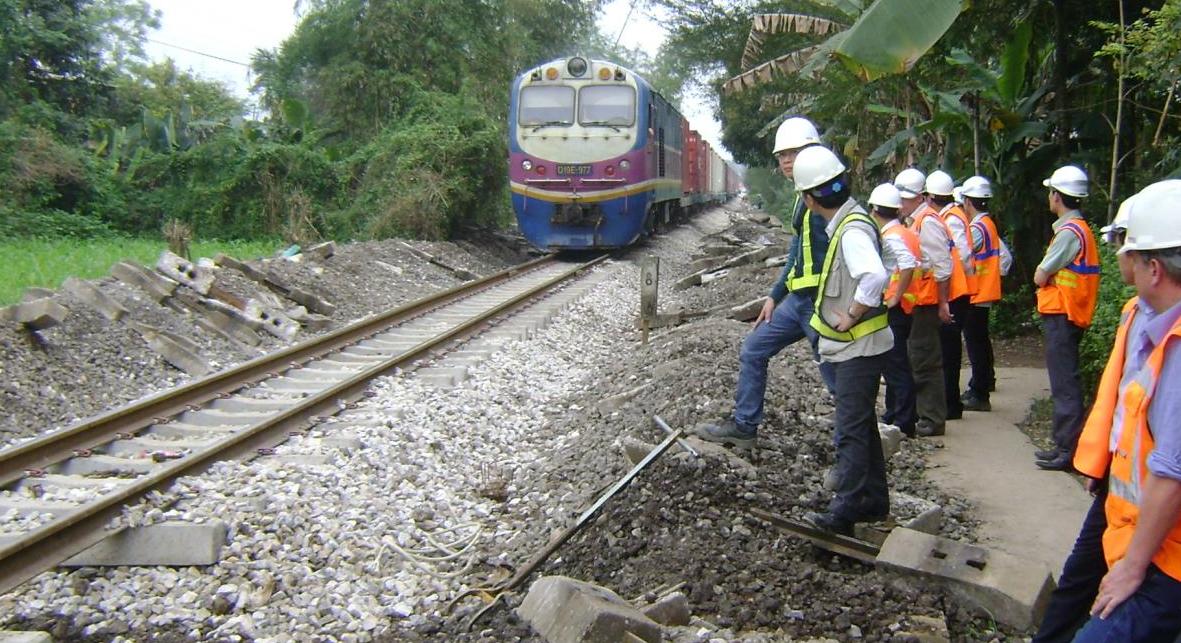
[142,0,726,156]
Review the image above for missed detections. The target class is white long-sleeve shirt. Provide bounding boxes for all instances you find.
[941,203,973,274]
[879,219,918,273]
[913,205,953,282]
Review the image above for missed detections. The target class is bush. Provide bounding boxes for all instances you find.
[337,87,509,240]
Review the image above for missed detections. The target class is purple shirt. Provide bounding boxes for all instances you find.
[1134,299,1181,481]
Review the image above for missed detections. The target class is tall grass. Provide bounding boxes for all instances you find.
[0,237,284,305]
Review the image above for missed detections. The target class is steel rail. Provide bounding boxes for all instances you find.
[0,254,556,488]
[0,254,607,595]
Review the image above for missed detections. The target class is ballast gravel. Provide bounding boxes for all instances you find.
[1,205,1016,641]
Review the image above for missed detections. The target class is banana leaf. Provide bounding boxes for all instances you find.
[834,0,968,81]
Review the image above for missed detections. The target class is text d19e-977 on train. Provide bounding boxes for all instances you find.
[508,56,741,251]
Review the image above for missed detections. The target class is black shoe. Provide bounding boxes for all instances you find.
[946,408,963,420]
[962,392,991,412]
[916,420,945,437]
[693,418,757,449]
[803,511,854,537]
[1036,453,1074,471]
[1035,449,1060,461]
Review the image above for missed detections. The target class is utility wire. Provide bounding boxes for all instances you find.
[146,38,251,67]
[613,0,637,48]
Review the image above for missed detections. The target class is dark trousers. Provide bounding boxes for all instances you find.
[1072,563,1181,642]
[940,296,971,417]
[828,353,888,521]
[1032,486,1109,643]
[882,306,916,435]
[963,304,994,399]
[1043,314,1085,454]
[909,305,946,428]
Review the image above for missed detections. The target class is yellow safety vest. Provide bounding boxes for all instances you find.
[810,213,890,342]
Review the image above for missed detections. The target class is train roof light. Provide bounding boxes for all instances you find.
[614,69,626,81]
[567,57,588,77]
[597,67,611,81]
[530,70,541,81]
[545,67,558,80]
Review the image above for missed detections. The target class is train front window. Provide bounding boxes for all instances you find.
[579,85,635,127]
[519,86,575,128]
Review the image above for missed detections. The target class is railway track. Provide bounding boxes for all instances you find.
[0,253,607,595]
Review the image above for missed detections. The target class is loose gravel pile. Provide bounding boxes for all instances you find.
[0,205,1020,641]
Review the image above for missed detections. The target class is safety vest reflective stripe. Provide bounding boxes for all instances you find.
[787,194,822,291]
[1036,218,1100,327]
[909,207,968,305]
[1073,298,1139,479]
[1102,319,1181,580]
[810,213,890,342]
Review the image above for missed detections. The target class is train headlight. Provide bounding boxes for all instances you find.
[619,160,631,171]
[536,165,547,175]
[521,159,533,171]
[605,165,616,176]
[545,67,558,80]
[567,57,588,77]
[597,67,611,81]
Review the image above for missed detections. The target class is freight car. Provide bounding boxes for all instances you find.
[508,56,739,250]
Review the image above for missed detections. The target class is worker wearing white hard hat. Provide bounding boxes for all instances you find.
[790,146,893,537]
[694,118,835,453]
[925,170,977,421]
[869,183,920,437]
[893,167,959,437]
[1062,179,1181,642]
[959,176,1011,413]
[1034,164,1100,471]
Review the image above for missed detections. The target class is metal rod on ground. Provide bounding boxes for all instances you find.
[454,423,687,629]
[653,415,698,457]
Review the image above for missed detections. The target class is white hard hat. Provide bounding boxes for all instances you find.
[1119,180,1181,254]
[869,183,902,209]
[894,168,926,197]
[1043,165,1089,197]
[925,170,955,196]
[952,187,964,204]
[792,146,846,190]
[773,117,820,154]
[1100,193,1136,239]
[961,175,993,199]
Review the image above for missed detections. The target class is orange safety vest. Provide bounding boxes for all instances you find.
[970,215,1003,304]
[1101,310,1181,580]
[942,203,978,297]
[1037,218,1100,328]
[1073,297,1140,479]
[908,205,969,306]
[881,222,922,314]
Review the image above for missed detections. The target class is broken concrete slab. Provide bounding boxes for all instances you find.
[243,300,298,341]
[62,277,128,322]
[284,286,336,316]
[729,298,765,322]
[304,241,336,260]
[0,298,69,331]
[111,260,178,303]
[640,591,690,627]
[875,527,1054,631]
[21,287,55,301]
[879,423,904,459]
[156,250,213,295]
[895,613,950,642]
[196,309,262,347]
[138,326,211,376]
[517,576,662,643]
[62,520,228,567]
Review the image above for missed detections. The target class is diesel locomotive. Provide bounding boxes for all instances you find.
[508,56,740,250]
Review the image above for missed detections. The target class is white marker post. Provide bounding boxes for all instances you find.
[639,256,659,345]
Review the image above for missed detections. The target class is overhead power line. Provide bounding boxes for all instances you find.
[146,38,251,68]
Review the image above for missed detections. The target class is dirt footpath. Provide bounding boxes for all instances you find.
[925,366,1091,573]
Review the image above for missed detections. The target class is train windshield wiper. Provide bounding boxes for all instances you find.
[530,120,571,131]
[582,120,623,132]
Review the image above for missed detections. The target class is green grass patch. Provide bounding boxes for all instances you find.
[0,237,284,305]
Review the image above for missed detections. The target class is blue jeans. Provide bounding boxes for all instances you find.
[829,352,889,520]
[733,292,836,431]
[1071,563,1181,642]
